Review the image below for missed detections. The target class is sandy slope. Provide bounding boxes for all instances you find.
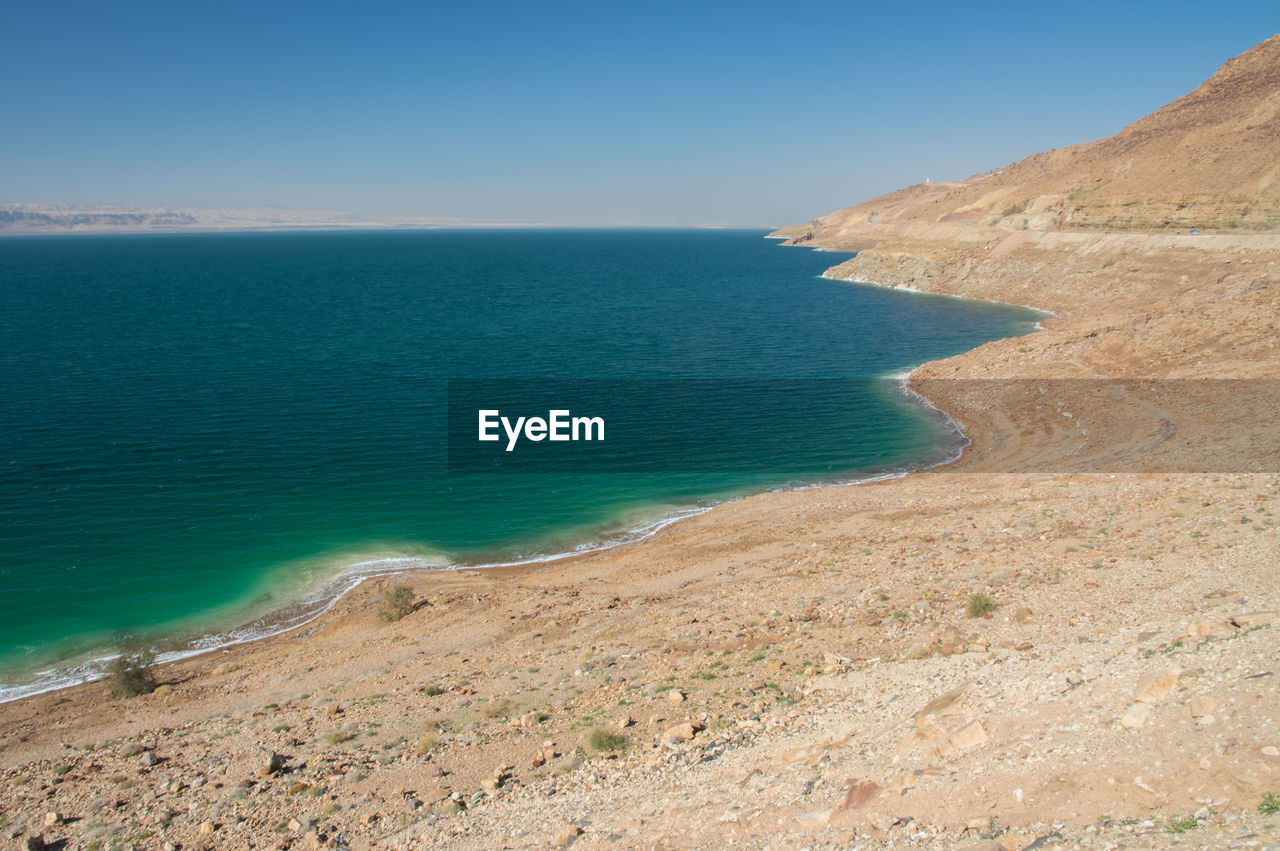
[3,35,1280,851]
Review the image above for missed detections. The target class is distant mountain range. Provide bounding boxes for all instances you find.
[0,205,450,234]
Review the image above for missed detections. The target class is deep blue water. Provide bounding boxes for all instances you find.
[0,229,1040,697]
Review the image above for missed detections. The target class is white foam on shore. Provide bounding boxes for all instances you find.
[0,506,729,704]
[1,246,1047,705]
[0,370,984,706]
[820,271,1059,319]
[0,419,962,706]
[0,555,442,704]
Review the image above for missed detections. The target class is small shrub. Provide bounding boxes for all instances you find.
[415,736,438,755]
[1166,815,1198,834]
[587,726,627,753]
[324,726,358,746]
[967,593,997,618]
[1260,791,1280,815]
[419,684,444,697]
[107,651,157,698]
[213,661,239,675]
[379,585,415,622]
[52,764,70,776]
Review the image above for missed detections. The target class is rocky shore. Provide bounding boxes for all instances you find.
[3,34,1280,851]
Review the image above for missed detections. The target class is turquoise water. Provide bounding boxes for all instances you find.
[0,229,1040,696]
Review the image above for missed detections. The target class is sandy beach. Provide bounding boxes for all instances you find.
[3,36,1280,851]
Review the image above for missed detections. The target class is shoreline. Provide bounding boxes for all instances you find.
[7,34,1279,846]
[3,223,1277,850]
[822,271,1060,323]
[0,235,1042,706]
[0,328,1004,705]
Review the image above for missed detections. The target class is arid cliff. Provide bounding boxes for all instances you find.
[774,35,1280,240]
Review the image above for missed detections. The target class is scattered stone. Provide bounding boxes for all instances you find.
[661,721,703,745]
[554,825,582,846]
[916,682,972,722]
[1133,669,1179,703]
[198,821,215,835]
[1191,619,1237,639]
[1262,746,1280,758]
[666,690,685,704]
[1120,703,1153,729]
[25,836,45,851]
[262,751,287,776]
[905,642,933,660]
[422,786,451,804]
[796,807,834,826]
[140,750,157,767]
[839,779,880,810]
[936,719,989,756]
[1231,611,1275,628]
[41,813,60,828]
[1188,696,1218,717]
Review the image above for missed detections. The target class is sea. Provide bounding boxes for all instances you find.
[0,228,1041,700]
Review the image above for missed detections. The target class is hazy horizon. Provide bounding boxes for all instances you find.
[3,1,1277,226]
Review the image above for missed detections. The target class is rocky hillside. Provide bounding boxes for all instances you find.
[776,34,1280,241]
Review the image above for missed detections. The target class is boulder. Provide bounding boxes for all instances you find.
[1133,670,1179,703]
[936,720,989,756]
[1120,703,1153,729]
[554,825,582,846]
[661,721,703,745]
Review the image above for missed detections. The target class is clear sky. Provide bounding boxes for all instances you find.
[2,1,1276,226]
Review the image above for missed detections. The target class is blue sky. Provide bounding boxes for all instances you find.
[2,1,1276,225]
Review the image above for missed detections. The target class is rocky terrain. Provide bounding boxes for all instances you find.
[2,33,1279,851]
[774,35,1280,239]
[1,468,1277,850]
